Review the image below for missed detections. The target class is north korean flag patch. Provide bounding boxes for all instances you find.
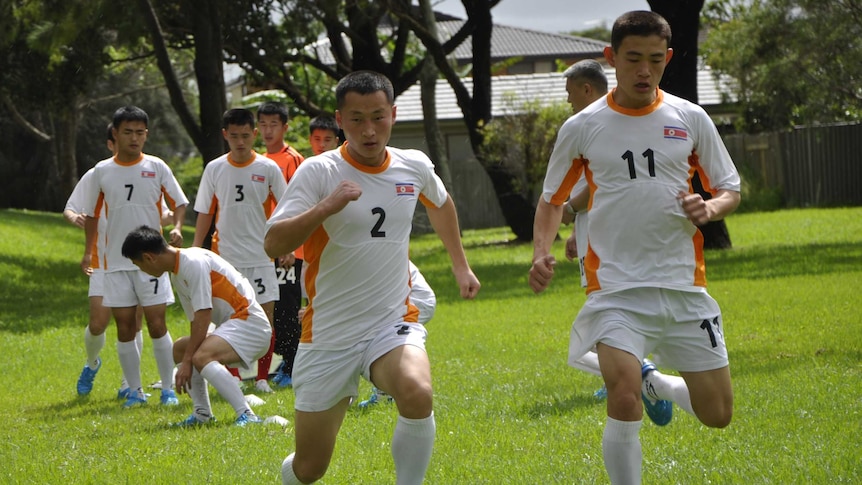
[395,183,415,196]
[251,174,265,183]
[141,171,156,178]
[663,126,688,141]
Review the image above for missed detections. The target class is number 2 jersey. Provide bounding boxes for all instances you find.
[84,154,188,272]
[265,143,449,349]
[542,89,741,294]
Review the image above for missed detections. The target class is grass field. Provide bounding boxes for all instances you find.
[0,207,860,484]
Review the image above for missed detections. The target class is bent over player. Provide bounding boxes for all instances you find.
[265,70,480,485]
[123,225,271,426]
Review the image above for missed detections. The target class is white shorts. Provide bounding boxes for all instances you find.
[237,265,279,305]
[292,322,428,412]
[88,269,105,298]
[568,287,728,373]
[211,313,272,370]
[102,270,175,308]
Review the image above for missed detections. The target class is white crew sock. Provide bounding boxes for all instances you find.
[281,453,305,485]
[84,327,105,369]
[151,332,175,391]
[642,370,695,416]
[602,417,642,485]
[188,367,213,421]
[117,340,142,394]
[391,413,436,485]
[571,350,602,377]
[200,361,251,417]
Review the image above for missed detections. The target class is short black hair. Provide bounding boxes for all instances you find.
[112,106,149,129]
[335,71,394,109]
[309,115,339,136]
[222,108,256,130]
[256,101,289,124]
[611,11,672,52]
[106,122,115,143]
[122,225,168,261]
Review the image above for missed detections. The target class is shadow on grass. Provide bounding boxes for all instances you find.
[0,252,89,334]
[524,393,603,418]
[706,242,861,281]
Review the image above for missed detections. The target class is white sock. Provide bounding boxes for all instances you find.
[602,417,642,485]
[281,453,304,485]
[84,327,105,369]
[571,350,602,377]
[117,340,142,394]
[151,332,175,391]
[391,413,435,485]
[189,368,212,420]
[643,370,695,416]
[135,330,144,359]
[200,361,251,417]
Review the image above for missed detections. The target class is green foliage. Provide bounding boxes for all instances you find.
[479,98,572,203]
[734,161,784,213]
[702,0,862,131]
[567,24,611,43]
[0,207,860,483]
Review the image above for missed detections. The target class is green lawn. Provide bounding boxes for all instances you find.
[0,207,859,484]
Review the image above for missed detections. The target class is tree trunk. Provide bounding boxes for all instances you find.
[190,0,228,163]
[418,0,453,193]
[649,0,733,249]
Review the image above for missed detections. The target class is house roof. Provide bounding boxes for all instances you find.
[306,19,606,66]
[435,20,606,62]
[394,67,737,123]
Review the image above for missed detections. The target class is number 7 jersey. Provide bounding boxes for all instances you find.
[542,89,741,294]
[266,143,449,349]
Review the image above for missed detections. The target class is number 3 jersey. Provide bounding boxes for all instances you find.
[85,154,188,272]
[194,152,287,268]
[542,89,741,294]
[266,143,449,349]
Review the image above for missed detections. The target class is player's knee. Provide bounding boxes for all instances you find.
[394,380,433,417]
[701,407,733,429]
[293,458,328,484]
[172,337,189,363]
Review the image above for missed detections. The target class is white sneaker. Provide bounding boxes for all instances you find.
[255,379,274,394]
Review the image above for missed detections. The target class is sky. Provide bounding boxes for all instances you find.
[434,0,650,34]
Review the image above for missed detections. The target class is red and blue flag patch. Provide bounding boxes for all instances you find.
[663,126,688,141]
[395,183,415,196]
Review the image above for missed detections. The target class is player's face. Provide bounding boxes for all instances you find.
[309,129,338,156]
[222,123,258,163]
[336,91,396,167]
[112,121,148,161]
[130,255,160,277]
[566,78,597,114]
[257,114,288,153]
[604,35,672,109]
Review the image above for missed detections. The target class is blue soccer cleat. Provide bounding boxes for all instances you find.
[76,358,101,396]
[271,361,293,388]
[122,390,148,408]
[172,414,214,428]
[593,385,608,401]
[641,360,673,426]
[160,389,180,406]
[358,387,394,408]
[235,411,263,427]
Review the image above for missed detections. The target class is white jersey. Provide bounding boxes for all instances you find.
[570,177,589,288]
[66,168,107,270]
[170,247,269,328]
[194,152,286,267]
[84,154,188,272]
[408,260,436,324]
[266,144,449,349]
[542,89,740,294]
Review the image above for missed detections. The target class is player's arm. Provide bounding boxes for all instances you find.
[64,209,86,229]
[80,215,98,275]
[167,204,186,247]
[530,197,565,294]
[174,307,212,394]
[264,180,361,258]
[425,195,480,300]
[678,189,741,226]
[560,186,589,225]
[192,211,214,248]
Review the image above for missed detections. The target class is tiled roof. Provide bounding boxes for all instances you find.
[394,67,737,122]
[435,20,607,61]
